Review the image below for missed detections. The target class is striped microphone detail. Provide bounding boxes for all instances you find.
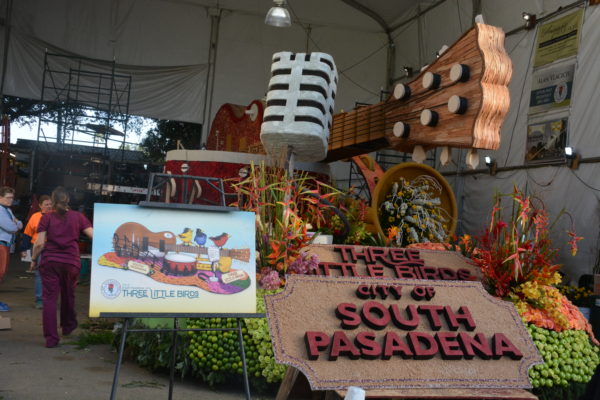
[260,52,338,162]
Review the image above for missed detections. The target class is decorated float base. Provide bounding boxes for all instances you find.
[98,252,250,294]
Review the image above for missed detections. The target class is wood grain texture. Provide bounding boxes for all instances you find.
[324,23,512,162]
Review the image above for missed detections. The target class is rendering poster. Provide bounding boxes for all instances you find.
[89,204,256,317]
[525,117,568,164]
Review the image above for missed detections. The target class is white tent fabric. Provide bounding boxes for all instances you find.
[431,2,600,282]
[1,0,599,280]
[0,0,390,127]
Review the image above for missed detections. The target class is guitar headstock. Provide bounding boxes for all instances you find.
[385,23,512,153]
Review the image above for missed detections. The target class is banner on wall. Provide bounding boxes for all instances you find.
[525,116,568,164]
[534,9,584,68]
[529,62,575,114]
[89,204,256,317]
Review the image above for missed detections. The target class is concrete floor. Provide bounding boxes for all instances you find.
[0,255,272,400]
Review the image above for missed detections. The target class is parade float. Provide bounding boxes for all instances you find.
[120,21,598,400]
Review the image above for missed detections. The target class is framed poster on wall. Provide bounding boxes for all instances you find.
[525,116,568,164]
[529,61,575,115]
[89,204,256,317]
[533,9,583,68]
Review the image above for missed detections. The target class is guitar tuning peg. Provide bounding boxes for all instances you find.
[393,121,410,138]
[422,72,441,90]
[420,109,439,126]
[448,95,468,114]
[393,83,411,100]
[412,145,427,164]
[465,149,479,169]
[440,147,452,166]
[450,64,470,82]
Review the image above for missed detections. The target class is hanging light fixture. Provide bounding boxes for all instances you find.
[265,0,291,27]
[522,12,537,30]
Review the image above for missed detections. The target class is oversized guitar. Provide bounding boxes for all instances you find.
[112,222,251,263]
[324,22,512,162]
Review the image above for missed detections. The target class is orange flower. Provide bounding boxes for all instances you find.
[567,231,583,256]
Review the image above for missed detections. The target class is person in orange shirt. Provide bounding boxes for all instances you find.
[24,195,52,309]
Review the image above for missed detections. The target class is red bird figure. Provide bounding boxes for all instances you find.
[209,232,230,247]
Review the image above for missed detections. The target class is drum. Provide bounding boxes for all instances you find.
[163,253,197,276]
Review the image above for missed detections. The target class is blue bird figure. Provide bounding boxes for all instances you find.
[194,229,207,246]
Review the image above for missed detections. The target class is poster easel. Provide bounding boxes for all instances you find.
[94,174,260,399]
[105,312,264,400]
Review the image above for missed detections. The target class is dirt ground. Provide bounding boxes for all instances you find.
[0,255,274,400]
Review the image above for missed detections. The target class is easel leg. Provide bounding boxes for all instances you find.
[110,318,131,400]
[168,318,179,400]
[276,366,299,400]
[237,318,252,400]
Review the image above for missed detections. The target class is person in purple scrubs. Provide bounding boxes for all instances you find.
[31,187,93,348]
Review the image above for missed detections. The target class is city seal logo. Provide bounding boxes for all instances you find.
[101,279,122,299]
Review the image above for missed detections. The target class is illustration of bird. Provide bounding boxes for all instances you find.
[178,228,194,245]
[209,232,230,248]
[194,229,207,246]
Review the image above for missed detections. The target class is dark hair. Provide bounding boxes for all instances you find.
[38,195,51,203]
[0,186,15,197]
[51,187,70,216]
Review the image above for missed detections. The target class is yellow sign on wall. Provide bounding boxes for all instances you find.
[534,9,584,68]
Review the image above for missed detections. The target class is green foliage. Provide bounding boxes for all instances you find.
[122,291,285,391]
[232,162,324,288]
[243,290,287,383]
[67,318,116,349]
[185,290,286,387]
[68,331,115,349]
[2,95,147,140]
[526,324,600,389]
[140,119,202,162]
[122,321,192,375]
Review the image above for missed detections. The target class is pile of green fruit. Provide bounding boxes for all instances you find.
[185,289,286,386]
[527,323,599,388]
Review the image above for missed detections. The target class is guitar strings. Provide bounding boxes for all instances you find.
[329,80,462,147]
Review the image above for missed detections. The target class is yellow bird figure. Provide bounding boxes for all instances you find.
[178,227,194,246]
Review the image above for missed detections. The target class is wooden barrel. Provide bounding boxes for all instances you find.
[370,162,457,241]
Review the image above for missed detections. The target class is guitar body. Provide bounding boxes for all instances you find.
[112,222,251,263]
[325,23,512,162]
[113,222,176,257]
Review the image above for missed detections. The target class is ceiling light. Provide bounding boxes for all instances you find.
[484,156,497,175]
[265,0,291,27]
[522,12,537,30]
[564,146,581,169]
[564,146,575,158]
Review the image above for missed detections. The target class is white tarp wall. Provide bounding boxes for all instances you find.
[0,0,387,138]
[386,0,599,282]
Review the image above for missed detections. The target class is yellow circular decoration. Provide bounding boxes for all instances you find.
[370,162,457,241]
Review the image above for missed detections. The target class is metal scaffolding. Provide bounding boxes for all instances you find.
[31,52,142,195]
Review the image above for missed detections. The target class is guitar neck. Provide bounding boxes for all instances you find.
[165,244,250,262]
[324,23,511,163]
[325,102,389,162]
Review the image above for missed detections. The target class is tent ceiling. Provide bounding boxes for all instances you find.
[186,0,439,32]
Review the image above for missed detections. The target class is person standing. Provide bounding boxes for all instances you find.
[23,195,52,309]
[31,187,92,348]
[0,186,23,312]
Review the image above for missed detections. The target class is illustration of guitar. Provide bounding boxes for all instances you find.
[112,222,251,262]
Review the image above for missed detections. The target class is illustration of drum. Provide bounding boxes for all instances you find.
[163,253,196,276]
